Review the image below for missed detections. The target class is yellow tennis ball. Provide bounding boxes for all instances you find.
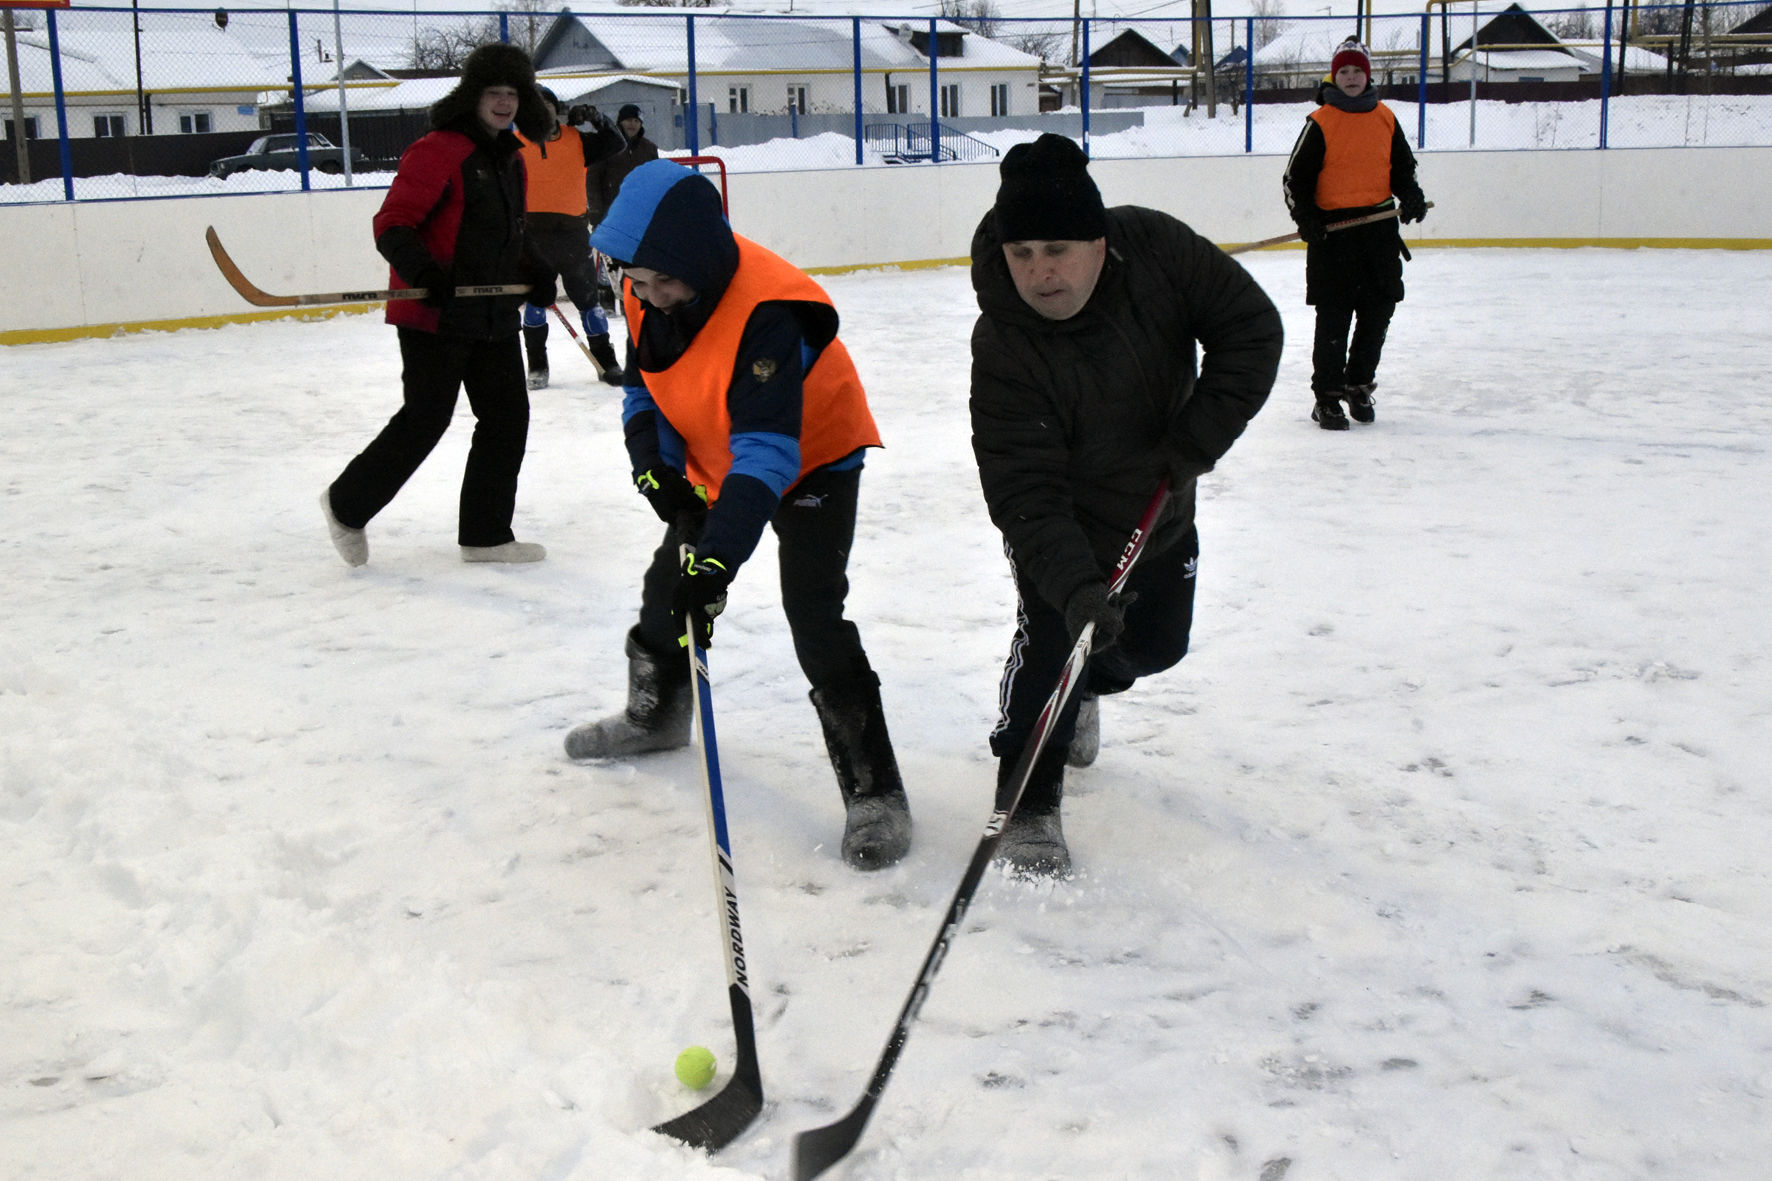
[674,1045,716,1090]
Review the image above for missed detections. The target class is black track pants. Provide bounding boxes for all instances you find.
[989,527,1200,771]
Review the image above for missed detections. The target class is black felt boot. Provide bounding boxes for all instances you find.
[810,674,911,870]
[564,627,691,760]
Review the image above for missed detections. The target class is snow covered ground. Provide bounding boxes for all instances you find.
[4,246,1771,1180]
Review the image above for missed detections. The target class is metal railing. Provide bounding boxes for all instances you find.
[865,122,1001,163]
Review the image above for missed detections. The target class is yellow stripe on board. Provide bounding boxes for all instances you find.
[1,303,380,347]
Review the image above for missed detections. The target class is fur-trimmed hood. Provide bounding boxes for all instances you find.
[428,42,554,142]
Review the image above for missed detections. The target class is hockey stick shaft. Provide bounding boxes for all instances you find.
[546,302,598,364]
[1225,201,1434,256]
[791,480,1173,1181]
[204,226,531,308]
[650,634,764,1152]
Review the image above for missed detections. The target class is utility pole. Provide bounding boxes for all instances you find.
[132,0,150,134]
[5,7,32,184]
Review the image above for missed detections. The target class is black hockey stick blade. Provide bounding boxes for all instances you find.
[651,983,764,1150]
[791,482,1173,1180]
[651,636,764,1153]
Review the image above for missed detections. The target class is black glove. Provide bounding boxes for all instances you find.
[566,104,589,127]
[1294,211,1327,246]
[1399,191,1428,224]
[527,272,557,311]
[674,550,733,648]
[636,467,709,539]
[1165,438,1215,487]
[411,261,453,310]
[1063,583,1134,652]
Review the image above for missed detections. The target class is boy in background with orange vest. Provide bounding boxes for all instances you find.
[1283,38,1429,430]
[516,87,624,388]
[563,159,913,872]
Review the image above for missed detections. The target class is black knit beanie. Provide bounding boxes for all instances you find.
[993,133,1107,243]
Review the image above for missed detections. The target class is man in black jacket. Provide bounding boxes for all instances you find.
[969,134,1283,876]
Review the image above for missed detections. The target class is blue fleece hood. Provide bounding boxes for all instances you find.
[590,160,737,296]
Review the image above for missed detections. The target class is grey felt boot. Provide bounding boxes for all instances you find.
[564,628,691,760]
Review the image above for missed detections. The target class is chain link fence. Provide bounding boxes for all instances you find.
[4,2,1770,202]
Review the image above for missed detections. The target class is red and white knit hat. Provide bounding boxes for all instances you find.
[1331,39,1372,76]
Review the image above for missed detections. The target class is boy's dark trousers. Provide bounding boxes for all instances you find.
[989,526,1200,809]
[329,328,529,547]
[631,465,878,692]
[1311,300,1396,395]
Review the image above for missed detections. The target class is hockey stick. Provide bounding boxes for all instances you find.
[1226,201,1434,256]
[204,226,531,308]
[651,632,764,1152]
[791,479,1173,1181]
[546,303,598,364]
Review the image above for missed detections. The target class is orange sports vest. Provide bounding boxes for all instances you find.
[517,131,588,217]
[1307,102,1398,211]
[624,236,881,502]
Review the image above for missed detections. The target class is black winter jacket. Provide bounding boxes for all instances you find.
[1282,114,1425,307]
[969,205,1283,614]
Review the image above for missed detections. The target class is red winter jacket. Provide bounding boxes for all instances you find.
[373,117,528,338]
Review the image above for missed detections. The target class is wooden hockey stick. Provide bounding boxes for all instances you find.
[204,226,532,308]
[547,303,598,364]
[1226,201,1434,256]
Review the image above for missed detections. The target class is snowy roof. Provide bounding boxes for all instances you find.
[215,10,431,78]
[1463,47,1583,73]
[1561,42,1672,75]
[536,10,1039,75]
[5,12,283,96]
[1249,23,1420,72]
[296,71,681,115]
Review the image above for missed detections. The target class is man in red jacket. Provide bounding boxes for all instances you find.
[320,42,553,566]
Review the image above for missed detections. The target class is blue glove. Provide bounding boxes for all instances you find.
[674,550,733,648]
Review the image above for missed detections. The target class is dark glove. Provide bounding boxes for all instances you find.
[566,104,589,127]
[1399,191,1428,224]
[673,550,733,648]
[636,467,709,539]
[1165,438,1214,487]
[1294,211,1327,246]
[1063,583,1134,652]
[412,261,453,310]
[526,272,557,311]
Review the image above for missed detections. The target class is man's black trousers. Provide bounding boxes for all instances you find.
[329,328,529,547]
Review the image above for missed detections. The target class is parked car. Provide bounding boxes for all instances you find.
[209,133,371,179]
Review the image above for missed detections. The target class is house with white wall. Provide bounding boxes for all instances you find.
[529,11,1042,123]
[2,8,282,141]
